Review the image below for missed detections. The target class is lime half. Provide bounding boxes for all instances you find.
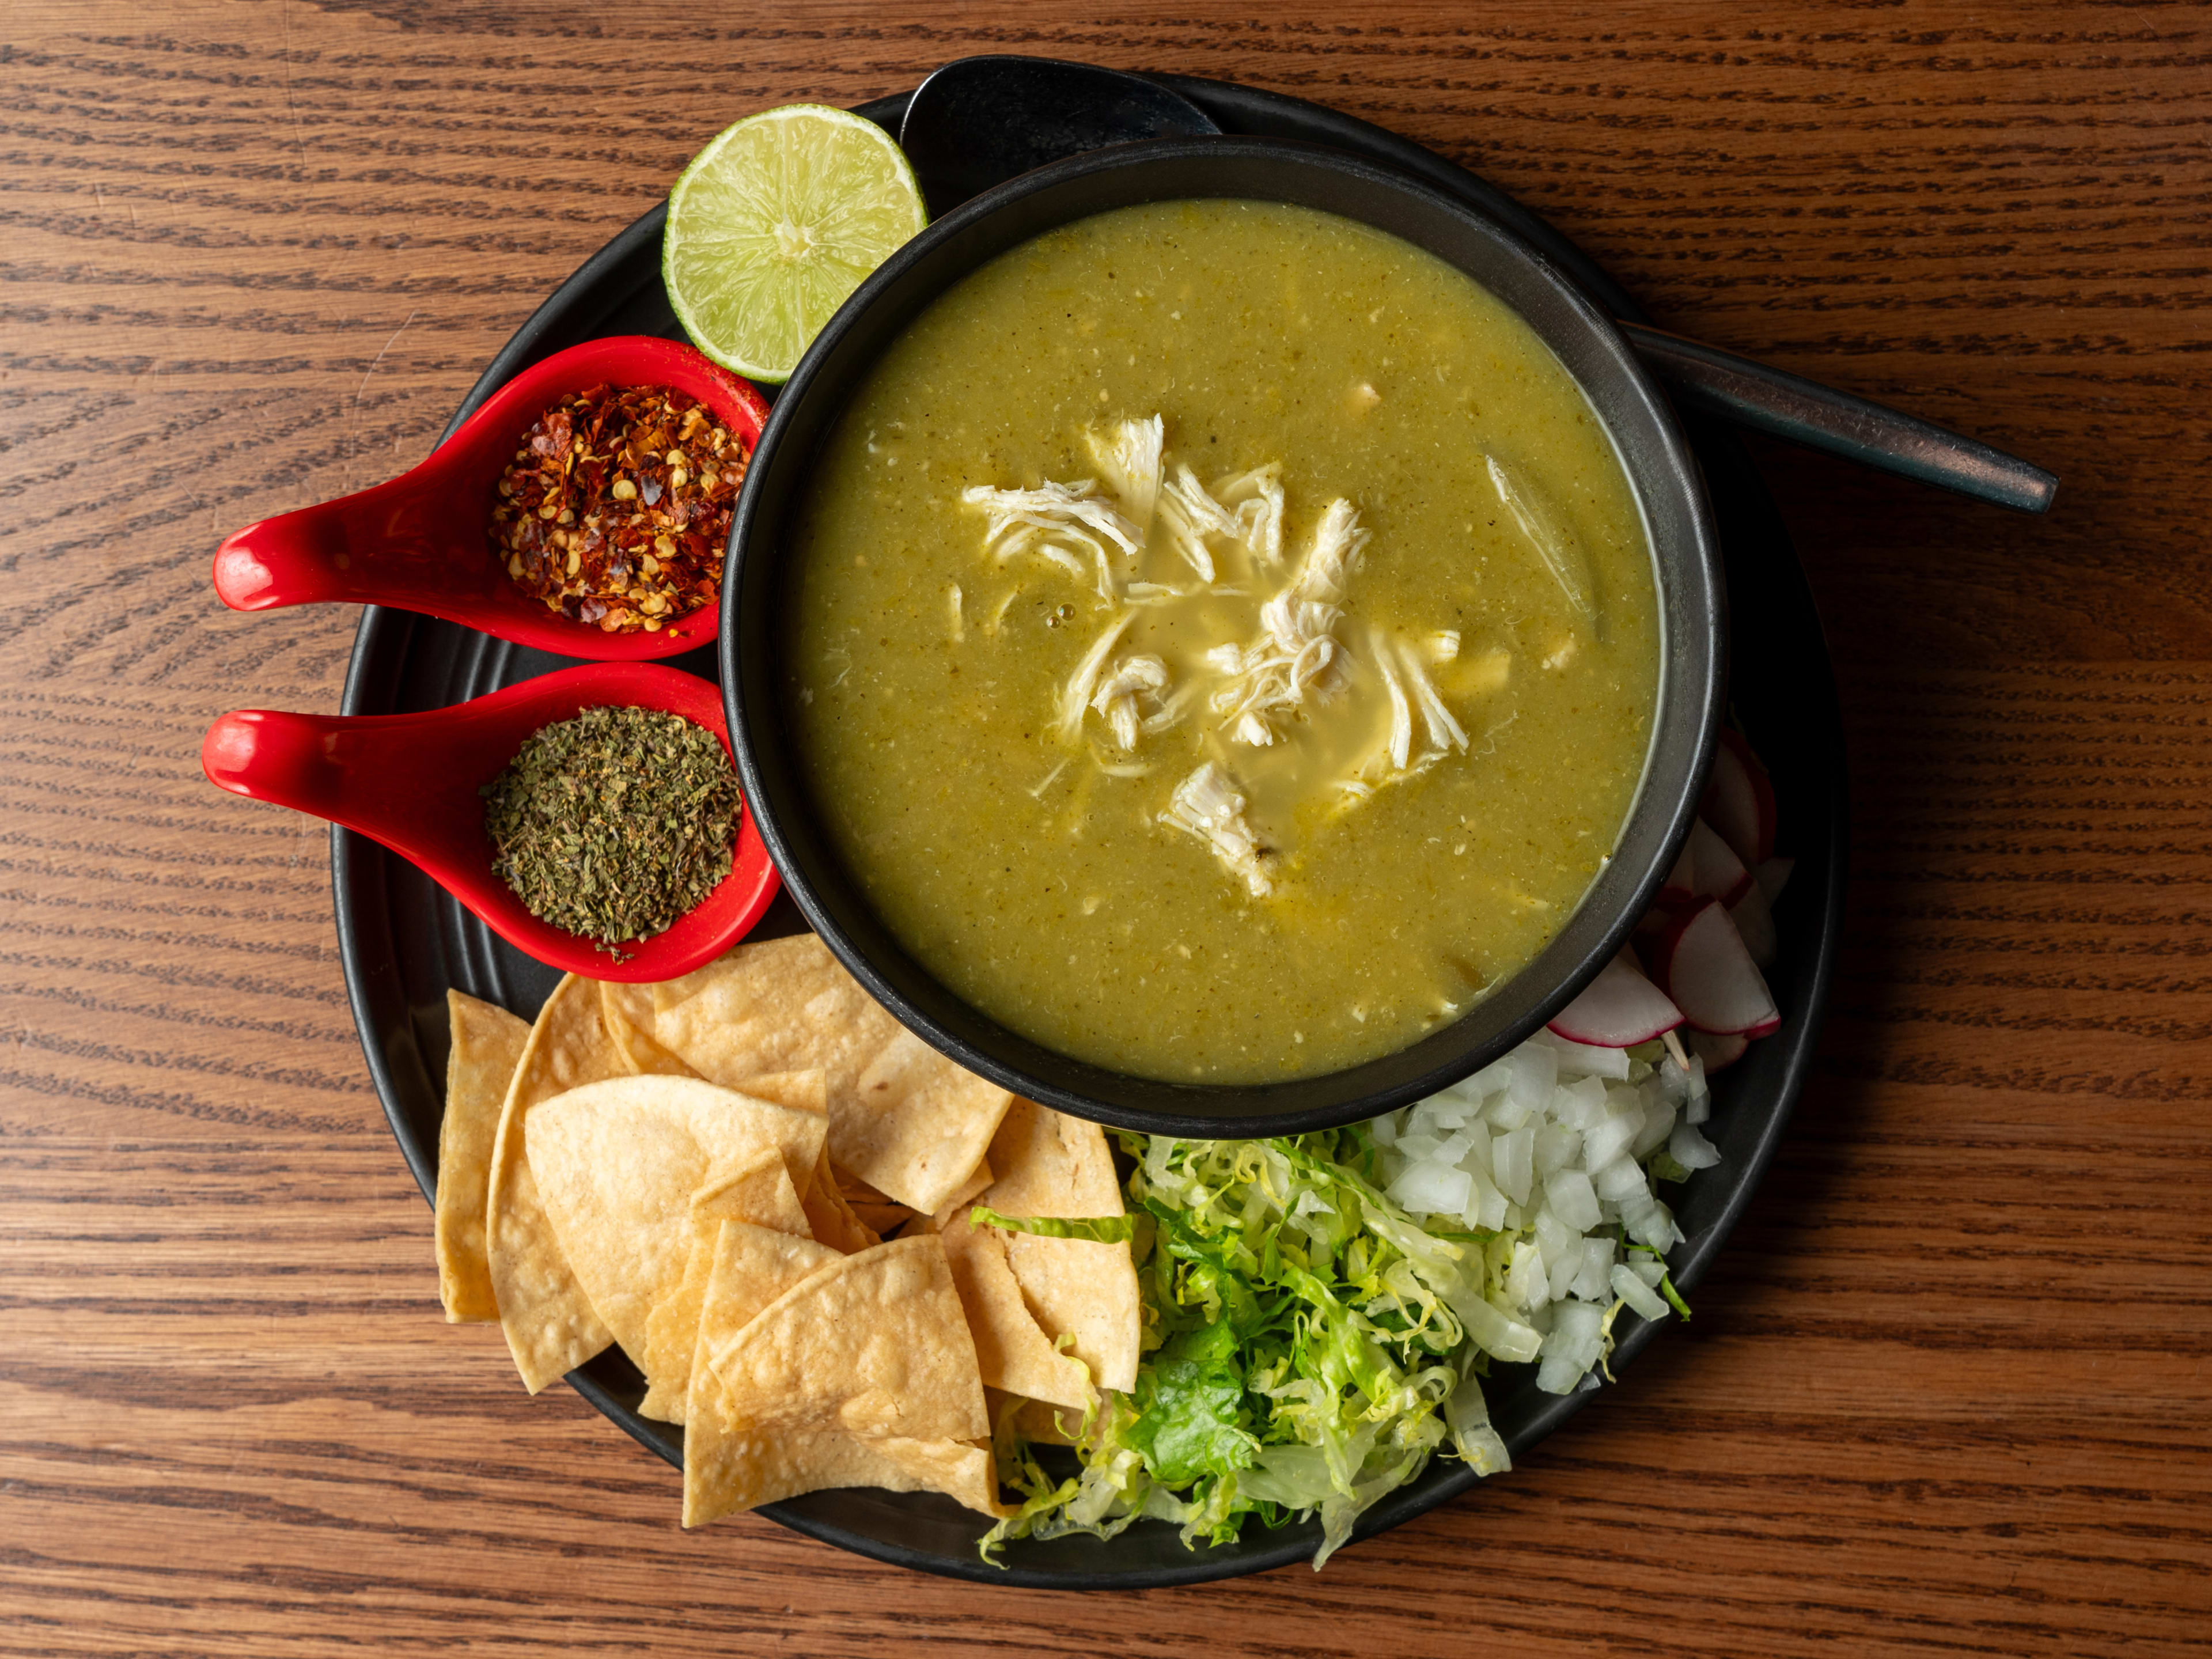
[664,105,927,384]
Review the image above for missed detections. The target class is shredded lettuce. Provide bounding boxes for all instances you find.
[967,1206,1137,1244]
[983,1127,1512,1569]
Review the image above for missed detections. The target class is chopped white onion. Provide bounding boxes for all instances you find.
[1611,1263,1671,1321]
[1369,1008,1740,1396]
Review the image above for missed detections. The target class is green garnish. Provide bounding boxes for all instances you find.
[982,1128,1514,1569]
[480,704,737,950]
[968,1206,1137,1245]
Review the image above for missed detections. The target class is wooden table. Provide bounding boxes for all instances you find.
[5,4,2206,1653]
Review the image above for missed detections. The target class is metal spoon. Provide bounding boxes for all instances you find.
[900,55,2057,514]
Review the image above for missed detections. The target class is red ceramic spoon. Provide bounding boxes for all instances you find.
[211,336,770,661]
[201,664,779,982]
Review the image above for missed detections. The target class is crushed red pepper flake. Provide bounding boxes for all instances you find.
[489,383,748,633]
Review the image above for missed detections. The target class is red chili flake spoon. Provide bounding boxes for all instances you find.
[210,336,770,661]
[200,663,780,982]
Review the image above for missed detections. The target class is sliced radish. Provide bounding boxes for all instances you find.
[1687,817,1753,907]
[1687,1029,1749,1073]
[1730,880,1778,969]
[1702,729,1777,866]
[1657,837,1698,909]
[1548,949,1684,1047]
[1755,855,1794,907]
[1650,897,1779,1036]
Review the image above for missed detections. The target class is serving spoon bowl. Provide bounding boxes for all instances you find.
[211,335,770,660]
[203,663,779,982]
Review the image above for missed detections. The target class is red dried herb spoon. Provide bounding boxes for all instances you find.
[200,664,779,982]
[211,335,770,661]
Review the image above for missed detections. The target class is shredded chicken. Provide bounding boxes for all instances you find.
[1213,464,1285,567]
[1211,498,1368,745]
[1058,613,1135,741]
[1162,763,1273,897]
[1370,626,1415,772]
[963,479,1142,601]
[1156,463,1243,583]
[1090,653,1171,750]
[960,415,1488,899]
[1394,635,1470,755]
[1085,416,1163,535]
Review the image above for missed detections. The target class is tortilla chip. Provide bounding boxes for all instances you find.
[728,1068,830,1122]
[526,1074,828,1369]
[937,1207,1092,1410]
[683,1422,1002,1528]
[683,1232,1000,1525]
[1003,1234,1142,1395]
[484,974,628,1391]
[934,1154,994,1222]
[648,1215,839,1426]
[434,990,528,1323]
[850,1030,1014,1217]
[653,936,1013,1213]
[638,1153,813,1423]
[705,1234,987,1443]
[690,1151,813,1236]
[802,1147,880,1255]
[984,1097,1123,1219]
[600,980,702,1078]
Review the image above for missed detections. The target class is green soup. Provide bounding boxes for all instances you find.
[786,199,1659,1082]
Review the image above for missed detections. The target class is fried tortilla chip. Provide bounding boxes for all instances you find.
[849,1029,1014,1217]
[600,980,702,1078]
[705,1234,987,1443]
[434,990,528,1323]
[484,975,628,1391]
[1003,1233,1142,1395]
[652,937,1013,1213]
[683,1421,1002,1528]
[526,1075,828,1369]
[681,1228,1002,1526]
[935,1207,1092,1410]
[983,1097,1123,1219]
[647,1214,837,1426]
[638,1153,813,1423]
[933,1154,994,1224]
[803,1147,880,1255]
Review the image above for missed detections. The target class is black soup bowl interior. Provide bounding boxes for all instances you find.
[722,137,1725,1139]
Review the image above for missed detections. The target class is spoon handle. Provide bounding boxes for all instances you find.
[1618,321,2058,514]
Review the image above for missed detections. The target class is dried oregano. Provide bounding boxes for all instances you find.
[481,704,738,950]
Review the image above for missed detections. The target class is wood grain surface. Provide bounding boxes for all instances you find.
[3,2,2207,1654]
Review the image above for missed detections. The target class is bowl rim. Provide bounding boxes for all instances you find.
[721,134,1725,1136]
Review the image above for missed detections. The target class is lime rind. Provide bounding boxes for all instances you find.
[664,104,927,384]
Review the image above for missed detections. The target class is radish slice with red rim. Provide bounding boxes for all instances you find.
[1688,816,1753,907]
[1702,728,1777,866]
[1548,948,1684,1047]
[1649,896,1779,1036]
[1730,880,1778,969]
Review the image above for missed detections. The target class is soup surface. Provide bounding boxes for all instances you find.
[787,199,1658,1082]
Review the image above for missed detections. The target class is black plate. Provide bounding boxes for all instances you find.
[334,74,1847,1588]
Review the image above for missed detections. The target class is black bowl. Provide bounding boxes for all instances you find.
[722,137,1725,1137]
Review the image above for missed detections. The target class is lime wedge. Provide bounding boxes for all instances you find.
[664,105,927,385]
